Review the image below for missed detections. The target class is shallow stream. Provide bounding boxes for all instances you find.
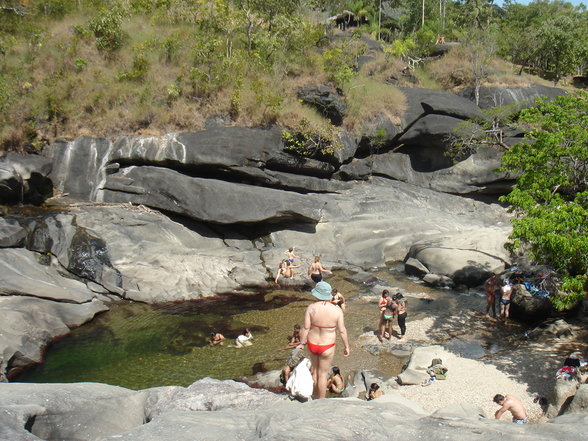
[16,266,517,390]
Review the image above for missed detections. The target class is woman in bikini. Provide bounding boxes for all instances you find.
[327,366,345,395]
[307,256,332,284]
[378,290,397,341]
[297,281,350,399]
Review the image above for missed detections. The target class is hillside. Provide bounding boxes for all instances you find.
[1,0,584,153]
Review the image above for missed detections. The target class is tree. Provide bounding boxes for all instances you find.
[499,92,588,309]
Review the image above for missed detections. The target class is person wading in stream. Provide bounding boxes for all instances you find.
[297,281,350,399]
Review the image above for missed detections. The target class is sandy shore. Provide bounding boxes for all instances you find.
[357,312,588,423]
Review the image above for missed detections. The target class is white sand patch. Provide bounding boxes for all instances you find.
[394,346,544,422]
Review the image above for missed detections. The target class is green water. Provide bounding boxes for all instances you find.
[15,269,499,390]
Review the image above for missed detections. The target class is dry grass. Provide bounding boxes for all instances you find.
[344,75,405,130]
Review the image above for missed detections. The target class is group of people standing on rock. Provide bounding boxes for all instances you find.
[484,273,513,322]
[378,289,408,342]
[275,247,332,284]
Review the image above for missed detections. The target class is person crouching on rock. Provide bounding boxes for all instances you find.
[209,331,225,346]
[327,366,345,395]
[493,394,528,423]
[296,281,350,399]
[367,383,384,401]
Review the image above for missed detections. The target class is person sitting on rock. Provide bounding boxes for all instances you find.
[327,366,345,395]
[331,288,346,312]
[493,394,528,423]
[284,324,302,349]
[235,328,253,347]
[367,382,384,400]
[209,331,225,346]
[280,347,305,385]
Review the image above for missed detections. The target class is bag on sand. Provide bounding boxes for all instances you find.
[286,358,313,401]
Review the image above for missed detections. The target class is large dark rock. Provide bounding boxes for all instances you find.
[400,87,484,129]
[101,166,321,225]
[397,114,467,171]
[510,284,555,322]
[458,85,566,109]
[0,153,53,204]
[297,85,347,126]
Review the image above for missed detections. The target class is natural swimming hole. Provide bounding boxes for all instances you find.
[15,269,511,390]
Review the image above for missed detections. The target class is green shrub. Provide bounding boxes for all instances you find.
[117,52,149,81]
[322,47,355,90]
[88,8,127,56]
[282,118,342,158]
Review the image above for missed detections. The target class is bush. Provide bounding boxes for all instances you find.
[282,118,341,158]
[88,8,127,56]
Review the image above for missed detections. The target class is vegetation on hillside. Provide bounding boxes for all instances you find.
[0,0,586,153]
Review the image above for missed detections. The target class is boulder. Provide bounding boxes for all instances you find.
[567,384,588,414]
[0,382,148,441]
[0,153,53,204]
[511,284,555,322]
[145,378,285,420]
[406,227,511,287]
[400,87,484,129]
[422,273,454,287]
[397,114,467,171]
[0,248,97,302]
[297,85,347,126]
[0,217,26,247]
[404,257,429,277]
[458,85,566,109]
[0,296,108,379]
[546,377,580,418]
[101,166,321,225]
[397,345,447,385]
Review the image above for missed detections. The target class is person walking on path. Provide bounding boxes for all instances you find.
[484,273,499,317]
[493,394,528,423]
[308,256,332,284]
[297,281,350,399]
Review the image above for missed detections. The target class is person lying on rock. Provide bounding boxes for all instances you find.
[209,331,225,346]
[235,328,253,347]
[493,394,528,423]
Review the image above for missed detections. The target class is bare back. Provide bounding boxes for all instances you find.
[304,301,344,345]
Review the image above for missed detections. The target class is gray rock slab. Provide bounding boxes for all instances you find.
[0,382,147,441]
[0,296,107,378]
[0,248,96,302]
[72,205,269,301]
[0,217,26,247]
[400,87,484,128]
[0,153,53,204]
[101,165,321,224]
[406,227,511,286]
[458,85,566,109]
[145,378,285,420]
[266,178,511,270]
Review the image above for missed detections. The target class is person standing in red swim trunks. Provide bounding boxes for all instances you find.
[297,281,350,399]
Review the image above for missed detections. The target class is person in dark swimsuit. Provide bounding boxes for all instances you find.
[297,281,350,399]
[499,280,513,322]
[308,256,332,284]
